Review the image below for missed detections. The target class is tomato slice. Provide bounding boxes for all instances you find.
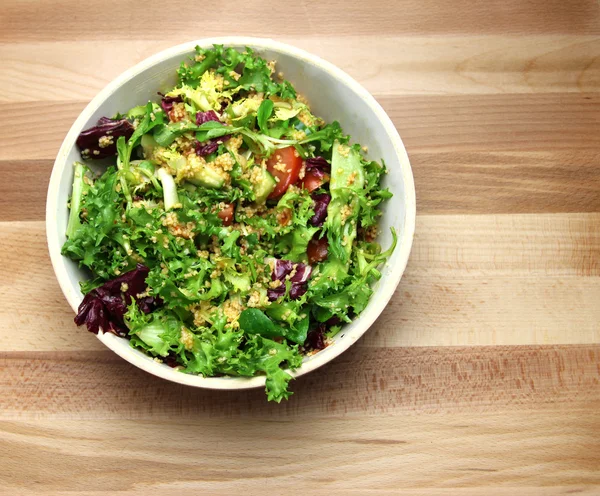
[307,236,328,264]
[218,203,235,226]
[301,170,329,193]
[266,146,302,199]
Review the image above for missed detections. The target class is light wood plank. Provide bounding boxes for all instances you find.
[2,214,599,352]
[1,93,598,161]
[2,0,600,493]
[1,345,599,418]
[1,410,600,494]
[2,0,599,43]
[0,160,48,221]
[3,93,599,222]
[385,93,600,153]
[1,36,600,102]
[5,147,600,222]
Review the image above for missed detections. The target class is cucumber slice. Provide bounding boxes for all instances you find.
[252,167,277,203]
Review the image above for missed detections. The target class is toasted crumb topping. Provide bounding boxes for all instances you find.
[98,135,114,148]
[180,328,195,350]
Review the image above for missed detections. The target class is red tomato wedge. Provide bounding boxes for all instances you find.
[301,170,329,193]
[307,236,329,264]
[218,203,235,226]
[266,146,302,199]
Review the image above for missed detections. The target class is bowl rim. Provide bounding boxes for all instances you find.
[46,36,416,390]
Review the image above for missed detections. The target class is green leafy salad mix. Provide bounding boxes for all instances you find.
[63,45,396,401]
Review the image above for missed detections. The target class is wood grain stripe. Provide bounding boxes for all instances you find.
[1,215,599,352]
[2,0,600,42]
[2,1,600,493]
[412,150,600,215]
[1,94,599,219]
[0,160,49,221]
[4,148,600,222]
[1,94,597,162]
[1,345,599,419]
[2,36,600,102]
[1,410,600,494]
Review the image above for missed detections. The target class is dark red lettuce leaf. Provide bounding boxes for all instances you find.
[309,193,331,227]
[195,135,230,156]
[306,316,340,350]
[266,286,285,301]
[305,324,327,351]
[195,140,220,156]
[136,295,162,314]
[196,110,221,125]
[267,260,312,301]
[74,264,160,336]
[271,259,294,281]
[325,316,341,326]
[271,260,312,282]
[194,111,229,156]
[76,117,134,159]
[163,352,179,368]
[305,156,330,174]
[97,116,116,126]
[158,93,183,113]
[290,264,312,283]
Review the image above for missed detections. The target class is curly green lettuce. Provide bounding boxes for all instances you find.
[62,44,396,402]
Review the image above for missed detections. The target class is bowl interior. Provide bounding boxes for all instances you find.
[47,38,415,389]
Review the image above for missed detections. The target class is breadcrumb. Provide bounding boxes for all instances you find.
[272,160,287,173]
[162,211,196,239]
[180,328,195,351]
[223,298,244,327]
[168,102,188,123]
[340,204,353,224]
[337,144,350,158]
[247,291,261,308]
[98,135,114,148]
[213,153,235,172]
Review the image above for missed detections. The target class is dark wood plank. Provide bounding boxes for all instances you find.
[1,345,599,419]
[3,92,600,219]
[1,0,599,41]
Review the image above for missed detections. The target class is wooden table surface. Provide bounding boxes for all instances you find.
[2,1,600,494]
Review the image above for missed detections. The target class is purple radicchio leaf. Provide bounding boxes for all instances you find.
[288,283,309,300]
[74,264,161,337]
[195,135,231,156]
[194,111,230,156]
[309,193,331,227]
[266,286,286,301]
[196,110,221,125]
[158,92,183,113]
[305,323,327,351]
[267,284,310,301]
[195,140,220,156]
[271,259,294,281]
[306,316,340,351]
[305,156,331,177]
[267,260,313,301]
[97,116,116,126]
[163,352,180,368]
[290,264,312,283]
[76,117,134,160]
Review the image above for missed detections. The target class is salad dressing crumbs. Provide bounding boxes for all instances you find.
[63,44,397,402]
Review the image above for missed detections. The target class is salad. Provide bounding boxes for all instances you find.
[62,45,396,401]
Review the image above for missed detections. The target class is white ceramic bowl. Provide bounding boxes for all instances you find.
[46,37,416,391]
